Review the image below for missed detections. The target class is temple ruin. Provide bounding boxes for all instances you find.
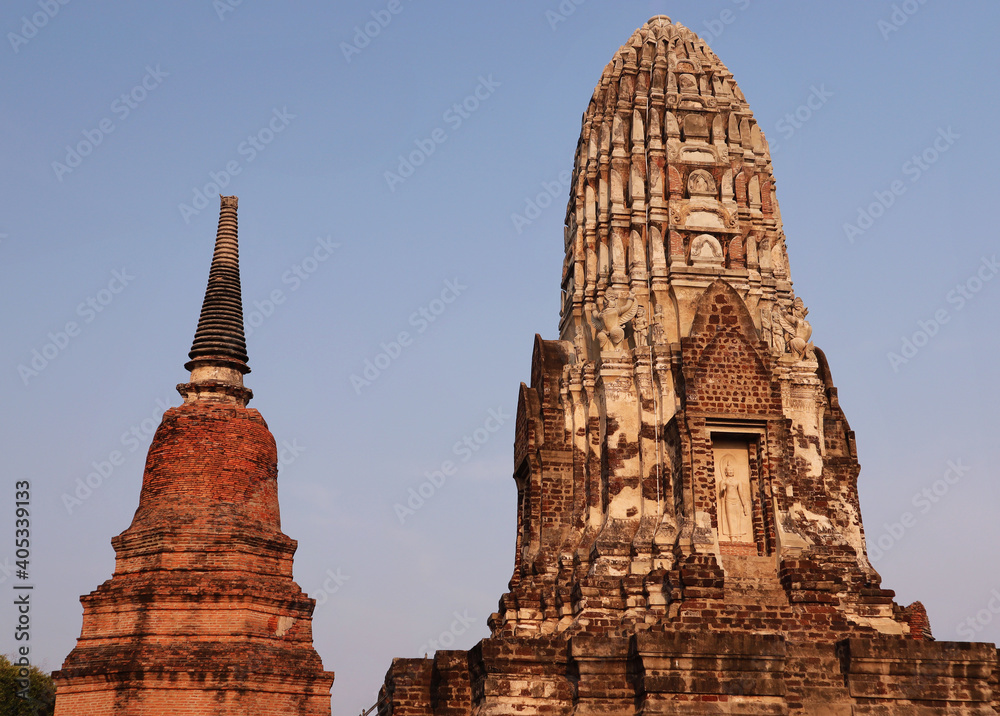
[51,14,999,716]
[377,16,1000,716]
[53,196,334,715]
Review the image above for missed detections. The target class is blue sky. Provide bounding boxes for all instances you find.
[2,1,999,712]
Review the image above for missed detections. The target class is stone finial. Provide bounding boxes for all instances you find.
[180,195,253,406]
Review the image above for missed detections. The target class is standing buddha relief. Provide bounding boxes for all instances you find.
[718,458,751,542]
[713,443,754,546]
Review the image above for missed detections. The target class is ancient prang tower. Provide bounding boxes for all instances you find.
[378,17,1000,715]
[53,197,334,715]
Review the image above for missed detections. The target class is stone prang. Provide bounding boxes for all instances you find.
[377,16,1000,716]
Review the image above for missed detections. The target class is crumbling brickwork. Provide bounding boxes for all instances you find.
[378,16,998,715]
[53,197,333,715]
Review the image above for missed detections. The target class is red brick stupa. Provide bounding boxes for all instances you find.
[54,196,334,715]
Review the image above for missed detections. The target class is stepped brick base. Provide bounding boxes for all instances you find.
[381,634,999,716]
[54,401,334,715]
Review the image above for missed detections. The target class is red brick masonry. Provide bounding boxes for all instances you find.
[54,401,334,715]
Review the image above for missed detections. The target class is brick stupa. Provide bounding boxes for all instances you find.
[378,17,1000,715]
[54,196,335,715]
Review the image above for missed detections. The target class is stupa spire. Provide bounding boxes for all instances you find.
[181,195,252,406]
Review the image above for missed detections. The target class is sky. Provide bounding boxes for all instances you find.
[2,1,999,712]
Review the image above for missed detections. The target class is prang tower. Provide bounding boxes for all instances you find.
[54,197,334,715]
[378,17,999,715]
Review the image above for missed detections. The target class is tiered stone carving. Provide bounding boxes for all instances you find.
[378,15,998,716]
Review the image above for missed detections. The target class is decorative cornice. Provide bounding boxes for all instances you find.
[176,380,253,406]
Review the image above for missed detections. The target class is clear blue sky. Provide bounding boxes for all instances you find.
[2,1,999,712]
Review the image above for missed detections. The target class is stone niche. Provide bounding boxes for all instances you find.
[690,233,725,267]
[712,432,768,557]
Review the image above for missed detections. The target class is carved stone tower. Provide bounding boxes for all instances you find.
[378,17,999,714]
[53,197,335,715]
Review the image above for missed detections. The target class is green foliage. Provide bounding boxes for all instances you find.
[0,655,55,716]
